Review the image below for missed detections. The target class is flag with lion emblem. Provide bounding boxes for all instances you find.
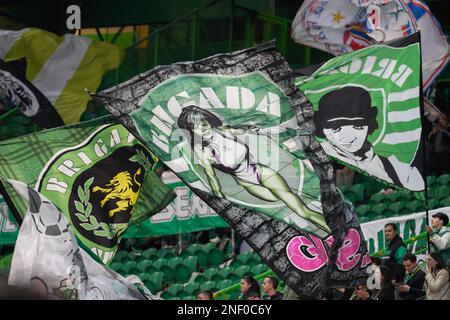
[0,116,175,264]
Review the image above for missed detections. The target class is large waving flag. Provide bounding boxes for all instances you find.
[92,43,370,299]
[0,116,175,264]
[296,33,425,192]
[0,28,123,126]
[6,179,156,300]
[291,0,449,90]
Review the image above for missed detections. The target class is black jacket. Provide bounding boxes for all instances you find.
[399,268,426,300]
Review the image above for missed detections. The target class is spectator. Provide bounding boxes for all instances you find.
[426,212,450,264]
[382,223,407,283]
[349,284,372,300]
[428,115,450,175]
[197,290,213,300]
[373,266,395,300]
[262,276,283,300]
[238,275,260,300]
[424,253,449,300]
[398,253,426,300]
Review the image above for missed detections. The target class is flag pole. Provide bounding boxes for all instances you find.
[417,31,431,254]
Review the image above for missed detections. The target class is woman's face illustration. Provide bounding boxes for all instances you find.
[323,124,369,154]
[192,118,214,141]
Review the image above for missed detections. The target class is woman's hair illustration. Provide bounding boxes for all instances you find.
[314,86,379,138]
[177,105,223,134]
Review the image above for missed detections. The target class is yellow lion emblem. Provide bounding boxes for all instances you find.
[92,168,142,217]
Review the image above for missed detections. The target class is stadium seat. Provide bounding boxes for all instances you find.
[183,256,198,273]
[194,274,208,286]
[143,248,157,259]
[368,193,385,206]
[177,291,191,299]
[201,280,217,291]
[356,204,371,217]
[153,258,174,282]
[427,175,437,187]
[405,200,425,213]
[218,267,233,280]
[157,247,176,259]
[436,174,450,186]
[216,279,233,290]
[203,268,219,280]
[137,272,150,282]
[121,261,137,274]
[207,248,226,267]
[110,262,122,272]
[433,185,450,201]
[147,272,164,292]
[234,265,251,277]
[137,259,153,273]
[184,295,196,300]
[428,198,441,210]
[385,192,402,203]
[389,202,409,216]
[226,272,240,283]
[350,183,365,203]
[167,283,184,297]
[440,197,450,208]
[114,250,128,262]
[371,203,387,216]
[183,282,200,296]
[168,257,183,270]
[251,263,268,275]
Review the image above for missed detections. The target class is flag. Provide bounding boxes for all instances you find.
[0,195,19,245]
[291,0,450,90]
[92,43,370,299]
[6,179,157,300]
[0,58,63,128]
[0,28,124,126]
[0,116,175,265]
[296,33,425,192]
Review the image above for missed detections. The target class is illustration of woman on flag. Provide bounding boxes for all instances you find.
[314,86,424,191]
[178,105,330,234]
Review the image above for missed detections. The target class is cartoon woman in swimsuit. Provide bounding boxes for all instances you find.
[177,105,330,234]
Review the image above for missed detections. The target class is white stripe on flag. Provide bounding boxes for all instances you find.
[388,87,420,103]
[165,157,190,173]
[0,29,27,59]
[382,128,422,145]
[32,34,91,104]
[388,107,421,123]
[189,180,210,192]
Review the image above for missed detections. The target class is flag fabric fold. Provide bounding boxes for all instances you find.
[6,179,156,300]
[93,42,370,298]
[291,0,449,90]
[0,28,124,126]
[0,116,175,265]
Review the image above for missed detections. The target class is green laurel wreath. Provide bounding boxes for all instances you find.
[129,149,156,171]
[74,177,114,240]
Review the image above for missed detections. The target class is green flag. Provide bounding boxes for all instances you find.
[0,116,175,264]
[296,33,425,192]
[0,195,19,245]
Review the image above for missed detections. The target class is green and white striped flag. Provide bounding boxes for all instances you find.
[0,28,123,126]
[296,33,425,192]
[0,116,175,264]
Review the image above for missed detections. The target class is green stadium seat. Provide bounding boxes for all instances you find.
[114,250,128,262]
[183,295,196,300]
[251,263,268,275]
[218,267,233,280]
[428,198,441,210]
[427,175,437,187]
[187,243,202,254]
[137,272,150,282]
[180,250,192,259]
[433,185,450,201]
[177,291,191,299]
[389,202,409,216]
[207,248,225,267]
[161,291,173,300]
[436,174,450,186]
[356,204,371,216]
[137,259,153,273]
[201,280,217,292]
[183,256,198,273]
[168,257,183,270]
[385,192,402,203]
[143,248,157,259]
[405,200,425,213]
[216,279,233,290]
[148,272,164,292]
[194,274,208,285]
[350,183,365,203]
[110,262,122,272]
[157,247,176,259]
[183,282,200,296]
[234,265,251,277]
[440,197,450,207]
[226,272,240,283]
[369,193,385,204]
[153,258,174,282]
[204,268,219,280]
[121,261,137,274]
[371,203,387,216]
[167,283,183,298]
